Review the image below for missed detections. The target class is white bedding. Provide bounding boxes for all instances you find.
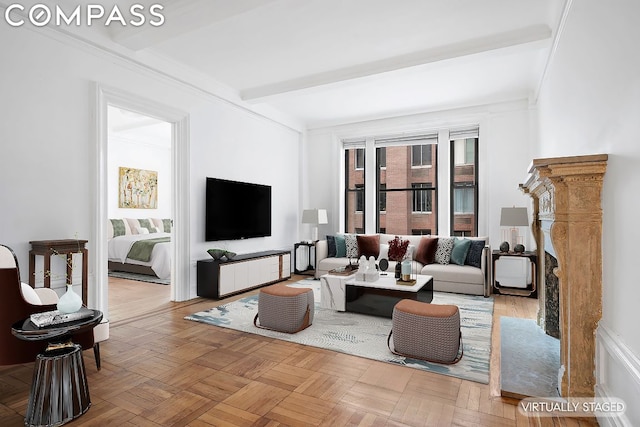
[108,232,171,279]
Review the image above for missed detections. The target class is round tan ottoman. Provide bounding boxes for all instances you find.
[388,299,463,364]
[253,284,314,333]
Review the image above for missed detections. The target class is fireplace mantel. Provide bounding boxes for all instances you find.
[520,154,607,398]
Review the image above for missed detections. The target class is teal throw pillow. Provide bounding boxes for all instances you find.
[451,238,472,265]
[334,234,347,257]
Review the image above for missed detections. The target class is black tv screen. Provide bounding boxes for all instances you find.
[205,178,272,241]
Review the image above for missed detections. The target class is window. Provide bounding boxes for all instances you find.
[343,127,479,237]
[411,144,432,167]
[454,187,474,213]
[412,183,433,213]
[450,133,478,236]
[355,148,365,169]
[378,147,386,168]
[345,146,365,233]
[355,184,364,212]
[378,183,386,212]
[374,137,438,235]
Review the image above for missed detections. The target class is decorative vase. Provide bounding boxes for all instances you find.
[57,284,83,314]
[401,259,412,281]
[395,263,401,279]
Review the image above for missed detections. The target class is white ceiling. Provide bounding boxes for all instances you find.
[32,0,566,128]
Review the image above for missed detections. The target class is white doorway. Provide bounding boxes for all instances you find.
[107,106,172,320]
[93,84,190,321]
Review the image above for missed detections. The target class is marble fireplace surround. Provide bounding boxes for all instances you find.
[520,154,608,398]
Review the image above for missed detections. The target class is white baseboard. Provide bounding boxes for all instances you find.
[596,324,640,427]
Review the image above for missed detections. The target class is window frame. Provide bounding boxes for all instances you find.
[449,136,479,236]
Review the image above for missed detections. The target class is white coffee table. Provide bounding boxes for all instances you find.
[320,273,433,318]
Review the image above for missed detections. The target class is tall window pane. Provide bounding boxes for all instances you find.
[377,144,437,235]
[345,148,364,233]
[451,137,478,236]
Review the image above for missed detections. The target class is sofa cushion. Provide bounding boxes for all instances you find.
[387,236,410,261]
[318,257,351,273]
[434,238,455,265]
[465,239,485,268]
[421,263,484,285]
[334,235,347,257]
[326,235,337,257]
[378,243,389,261]
[450,238,472,265]
[415,237,438,265]
[357,235,380,259]
[344,234,358,258]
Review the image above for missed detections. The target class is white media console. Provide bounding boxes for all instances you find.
[197,250,291,299]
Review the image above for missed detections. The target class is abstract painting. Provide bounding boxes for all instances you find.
[119,167,158,209]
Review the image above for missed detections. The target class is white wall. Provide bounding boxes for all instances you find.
[536,1,640,424]
[189,104,300,284]
[0,24,301,303]
[304,100,534,249]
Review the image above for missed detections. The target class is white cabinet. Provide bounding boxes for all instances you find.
[197,250,291,298]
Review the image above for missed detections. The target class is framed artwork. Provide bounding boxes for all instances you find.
[119,167,158,209]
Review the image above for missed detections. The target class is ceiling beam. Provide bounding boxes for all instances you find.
[241,25,552,102]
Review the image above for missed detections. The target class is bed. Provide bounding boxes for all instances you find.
[107,218,172,280]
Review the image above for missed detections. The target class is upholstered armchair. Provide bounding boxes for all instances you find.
[0,244,107,369]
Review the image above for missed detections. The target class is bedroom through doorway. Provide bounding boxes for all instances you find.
[106,106,172,323]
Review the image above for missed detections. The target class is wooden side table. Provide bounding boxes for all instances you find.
[29,239,88,305]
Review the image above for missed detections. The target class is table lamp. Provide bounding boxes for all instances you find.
[500,207,529,249]
[302,209,328,242]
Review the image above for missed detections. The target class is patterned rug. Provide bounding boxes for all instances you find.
[108,271,170,285]
[185,279,494,384]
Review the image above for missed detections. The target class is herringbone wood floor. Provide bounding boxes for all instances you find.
[0,275,598,426]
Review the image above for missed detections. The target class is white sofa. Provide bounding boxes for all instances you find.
[315,233,491,297]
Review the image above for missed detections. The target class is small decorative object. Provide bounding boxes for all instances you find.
[224,251,236,260]
[365,256,379,282]
[401,259,412,281]
[499,241,510,253]
[379,258,389,275]
[356,256,366,280]
[207,249,225,260]
[57,284,83,314]
[395,263,401,279]
[514,244,525,253]
[388,236,410,261]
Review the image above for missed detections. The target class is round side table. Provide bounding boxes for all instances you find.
[12,310,103,427]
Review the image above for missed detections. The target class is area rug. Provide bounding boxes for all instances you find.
[185,279,494,384]
[108,271,170,285]
[500,316,560,398]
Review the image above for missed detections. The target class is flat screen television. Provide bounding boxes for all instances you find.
[205,177,272,241]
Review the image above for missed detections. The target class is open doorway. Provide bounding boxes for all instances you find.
[94,84,190,326]
[106,106,172,322]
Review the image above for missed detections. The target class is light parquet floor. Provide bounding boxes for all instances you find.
[0,275,598,426]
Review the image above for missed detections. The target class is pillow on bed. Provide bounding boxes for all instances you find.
[108,219,132,239]
[138,218,155,232]
[152,218,173,233]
